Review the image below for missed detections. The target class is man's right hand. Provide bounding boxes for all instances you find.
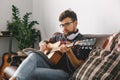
[39,41,48,52]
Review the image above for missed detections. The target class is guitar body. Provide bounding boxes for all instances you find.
[49,51,63,64]
[0,52,17,79]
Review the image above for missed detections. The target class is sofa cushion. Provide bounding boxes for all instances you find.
[70,48,120,80]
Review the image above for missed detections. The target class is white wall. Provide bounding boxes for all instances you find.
[33,0,120,40]
[0,0,33,31]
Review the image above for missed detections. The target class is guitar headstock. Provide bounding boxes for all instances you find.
[74,38,96,47]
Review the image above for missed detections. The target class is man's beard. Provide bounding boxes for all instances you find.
[64,29,78,36]
[63,29,75,36]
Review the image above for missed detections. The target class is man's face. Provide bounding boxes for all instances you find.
[59,17,77,35]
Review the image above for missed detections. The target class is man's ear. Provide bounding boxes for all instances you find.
[75,21,78,26]
[73,21,78,28]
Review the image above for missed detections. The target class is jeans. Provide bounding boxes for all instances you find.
[13,52,70,80]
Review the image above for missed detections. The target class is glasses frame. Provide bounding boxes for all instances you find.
[59,21,73,28]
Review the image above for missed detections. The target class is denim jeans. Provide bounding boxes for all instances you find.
[13,52,70,80]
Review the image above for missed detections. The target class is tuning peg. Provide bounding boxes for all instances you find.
[89,47,93,49]
[82,46,85,49]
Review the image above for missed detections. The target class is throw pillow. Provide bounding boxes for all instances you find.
[102,31,120,51]
[111,33,120,53]
[70,48,120,80]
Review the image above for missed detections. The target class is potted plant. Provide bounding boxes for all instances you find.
[7,5,40,50]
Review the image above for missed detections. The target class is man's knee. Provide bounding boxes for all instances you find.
[26,53,39,62]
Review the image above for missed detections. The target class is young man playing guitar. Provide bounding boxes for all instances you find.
[10,9,94,80]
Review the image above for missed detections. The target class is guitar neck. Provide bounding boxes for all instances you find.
[47,38,96,54]
[66,43,74,47]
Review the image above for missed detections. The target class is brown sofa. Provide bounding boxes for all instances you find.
[2,34,111,80]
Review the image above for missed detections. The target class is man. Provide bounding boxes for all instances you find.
[10,9,91,80]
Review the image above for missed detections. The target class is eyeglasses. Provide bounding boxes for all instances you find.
[59,22,73,28]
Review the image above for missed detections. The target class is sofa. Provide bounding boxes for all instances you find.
[2,34,111,80]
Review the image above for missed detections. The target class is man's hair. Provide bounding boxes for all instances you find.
[59,9,77,22]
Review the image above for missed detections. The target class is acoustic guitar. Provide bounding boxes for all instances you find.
[23,38,96,65]
[47,38,96,64]
[0,33,17,79]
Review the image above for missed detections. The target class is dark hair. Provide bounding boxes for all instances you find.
[59,9,77,22]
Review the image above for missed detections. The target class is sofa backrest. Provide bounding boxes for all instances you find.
[83,34,110,48]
